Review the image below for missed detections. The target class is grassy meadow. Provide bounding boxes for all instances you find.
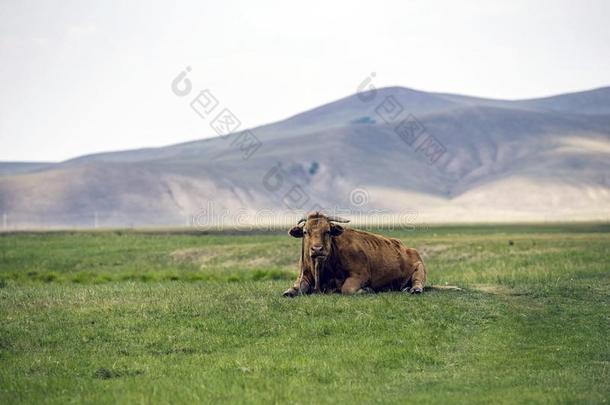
[0,224,609,404]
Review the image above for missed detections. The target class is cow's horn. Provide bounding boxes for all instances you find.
[326,215,350,223]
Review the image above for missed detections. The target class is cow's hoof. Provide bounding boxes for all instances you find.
[282,288,297,298]
[409,287,423,294]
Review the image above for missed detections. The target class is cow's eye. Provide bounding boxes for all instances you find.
[303,230,308,235]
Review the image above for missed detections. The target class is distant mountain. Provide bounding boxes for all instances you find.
[435,86,610,115]
[1,86,609,228]
[0,162,55,176]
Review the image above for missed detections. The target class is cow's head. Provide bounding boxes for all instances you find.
[288,212,349,292]
[289,212,348,259]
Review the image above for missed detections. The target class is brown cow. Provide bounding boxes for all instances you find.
[282,212,427,296]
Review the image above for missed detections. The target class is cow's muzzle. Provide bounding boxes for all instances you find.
[310,245,325,258]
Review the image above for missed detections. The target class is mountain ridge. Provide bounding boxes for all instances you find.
[1,85,609,228]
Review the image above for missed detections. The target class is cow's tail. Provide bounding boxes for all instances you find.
[427,285,462,291]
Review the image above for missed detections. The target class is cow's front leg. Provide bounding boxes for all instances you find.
[283,280,312,297]
[282,283,298,297]
[298,279,312,295]
[283,269,301,297]
[341,276,370,295]
[283,270,313,297]
[282,286,298,297]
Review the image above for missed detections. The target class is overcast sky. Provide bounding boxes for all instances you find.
[1,0,609,162]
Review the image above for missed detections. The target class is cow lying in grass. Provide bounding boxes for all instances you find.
[282,212,427,296]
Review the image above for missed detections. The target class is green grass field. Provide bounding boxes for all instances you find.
[1,224,609,404]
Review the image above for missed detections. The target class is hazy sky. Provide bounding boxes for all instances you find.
[1,0,609,162]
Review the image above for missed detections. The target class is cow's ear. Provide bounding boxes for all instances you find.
[330,224,344,236]
[289,226,304,238]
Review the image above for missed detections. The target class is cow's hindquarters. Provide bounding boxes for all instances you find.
[366,253,414,292]
[406,261,427,293]
[365,246,427,293]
